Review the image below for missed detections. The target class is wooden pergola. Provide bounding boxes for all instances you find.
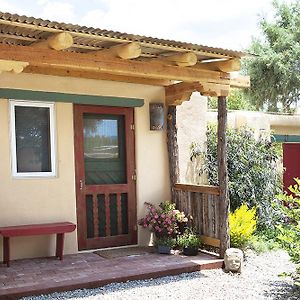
[0,12,250,257]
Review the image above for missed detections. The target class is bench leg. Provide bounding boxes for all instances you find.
[56,233,65,260]
[3,237,10,267]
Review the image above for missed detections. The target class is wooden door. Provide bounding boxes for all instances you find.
[283,143,300,192]
[74,105,137,250]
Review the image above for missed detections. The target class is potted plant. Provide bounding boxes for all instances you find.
[154,236,177,254]
[138,201,188,238]
[138,201,188,254]
[177,229,202,256]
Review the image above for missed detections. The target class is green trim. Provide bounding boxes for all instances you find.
[273,134,300,143]
[0,88,144,107]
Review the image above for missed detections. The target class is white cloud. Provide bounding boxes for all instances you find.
[39,1,76,23]
[81,9,106,27]
[77,0,274,49]
[0,0,30,15]
[37,0,50,5]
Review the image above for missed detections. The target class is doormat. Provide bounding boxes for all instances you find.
[94,246,156,259]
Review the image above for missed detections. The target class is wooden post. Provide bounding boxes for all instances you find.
[217,96,230,258]
[167,105,180,204]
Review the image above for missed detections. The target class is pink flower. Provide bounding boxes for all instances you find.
[154,214,159,219]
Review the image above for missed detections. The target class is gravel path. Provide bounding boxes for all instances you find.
[23,250,299,300]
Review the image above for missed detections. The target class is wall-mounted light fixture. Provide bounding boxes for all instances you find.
[149,103,164,130]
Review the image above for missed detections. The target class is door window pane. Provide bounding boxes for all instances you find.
[84,118,119,159]
[83,114,126,185]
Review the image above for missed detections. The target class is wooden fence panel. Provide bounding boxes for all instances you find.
[174,184,221,246]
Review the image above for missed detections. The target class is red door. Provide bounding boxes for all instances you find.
[283,143,300,191]
[74,105,137,250]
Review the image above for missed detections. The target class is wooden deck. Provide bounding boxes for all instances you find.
[0,250,223,299]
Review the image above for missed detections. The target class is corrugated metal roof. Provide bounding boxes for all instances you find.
[0,11,248,60]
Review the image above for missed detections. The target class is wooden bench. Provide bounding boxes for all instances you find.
[0,222,76,267]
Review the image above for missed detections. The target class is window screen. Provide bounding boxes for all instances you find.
[10,101,56,177]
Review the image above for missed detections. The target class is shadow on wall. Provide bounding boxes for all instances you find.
[186,149,208,185]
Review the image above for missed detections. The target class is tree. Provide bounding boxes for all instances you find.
[208,89,255,110]
[245,0,300,113]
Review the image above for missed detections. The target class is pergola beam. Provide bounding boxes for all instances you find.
[24,65,173,86]
[165,81,230,105]
[0,59,29,74]
[91,42,142,59]
[198,58,241,72]
[0,44,230,85]
[230,75,250,88]
[31,32,73,51]
[160,52,198,67]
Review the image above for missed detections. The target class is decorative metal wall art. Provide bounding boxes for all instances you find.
[149,103,164,130]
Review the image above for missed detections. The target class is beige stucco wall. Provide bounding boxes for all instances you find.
[177,92,208,184]
[207,110,300,137]
[0,72,170,260]
[207,110,271,139]
[271,126,300,135]
[0,100,78,260]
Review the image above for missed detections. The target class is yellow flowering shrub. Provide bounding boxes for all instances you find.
[229,204,257,248]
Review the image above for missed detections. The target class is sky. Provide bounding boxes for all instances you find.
[0,0,289,51]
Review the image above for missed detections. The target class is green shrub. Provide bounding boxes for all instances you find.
[249,231,281,253]
[229,204,257,248]
[191,125,281,228]
[154,236,177,248]
[177,229,202,249]
[275,178,300,286]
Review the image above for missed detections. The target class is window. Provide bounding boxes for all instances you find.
[10,101,56,177]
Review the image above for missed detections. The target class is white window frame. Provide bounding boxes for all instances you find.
[10,100,57,178]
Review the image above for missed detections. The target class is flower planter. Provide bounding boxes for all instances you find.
[157,245,171,254]
[183,246,198,256]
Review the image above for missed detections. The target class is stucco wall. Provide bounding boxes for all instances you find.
[177,92,208,184]
[0,72,170,260]
[271,126,300,135]
[207,110,300,138]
